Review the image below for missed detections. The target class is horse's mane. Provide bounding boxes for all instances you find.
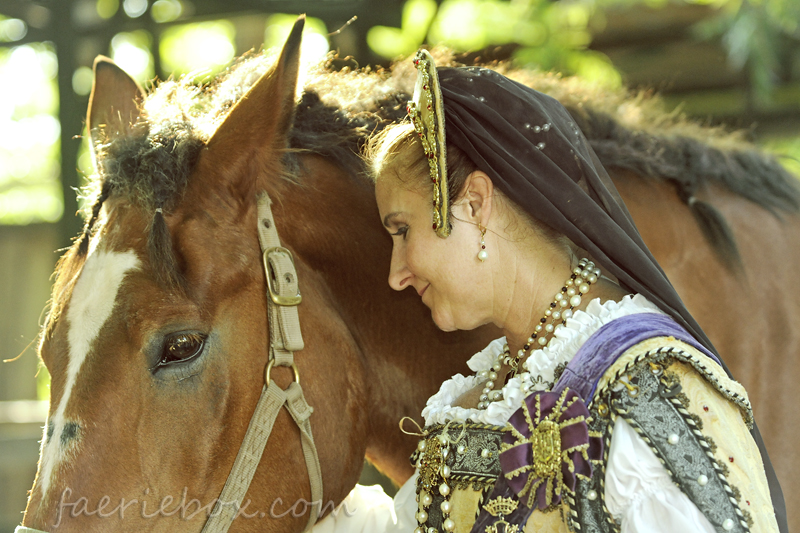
[74,49,800,278]
[84,48,800,218]
[296,51,800,268]
[46,48,799,338]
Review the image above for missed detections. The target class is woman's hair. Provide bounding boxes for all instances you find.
[367,121,477,203]
[367,120,565,245]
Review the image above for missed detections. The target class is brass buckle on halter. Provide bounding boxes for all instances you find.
[265,358,301,385]
[263,247,302,306]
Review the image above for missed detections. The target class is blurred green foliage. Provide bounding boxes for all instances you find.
[160,20,236,82]
[692,0,800,107]
[762,136,800,178]
[369,0,622,88]
[0,14,28,42]
[111,30,155,84]
[0,43,63,225]
[367,0,800,102]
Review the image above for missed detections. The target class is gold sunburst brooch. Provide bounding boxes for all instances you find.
[499,388,603,510]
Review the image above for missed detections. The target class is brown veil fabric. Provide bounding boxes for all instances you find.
[436,66,787,530]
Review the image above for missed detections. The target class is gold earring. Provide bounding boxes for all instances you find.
[478,225,488,262]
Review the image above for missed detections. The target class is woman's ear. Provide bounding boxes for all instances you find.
[462,170,494,226]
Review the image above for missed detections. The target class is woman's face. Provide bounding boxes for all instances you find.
[376,176,491,332]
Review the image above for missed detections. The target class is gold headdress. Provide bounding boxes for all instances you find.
[407,49,450,238]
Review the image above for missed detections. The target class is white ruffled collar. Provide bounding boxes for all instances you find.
[420,294,665,426]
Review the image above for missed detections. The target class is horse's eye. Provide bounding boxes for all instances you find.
[159,333,205,367]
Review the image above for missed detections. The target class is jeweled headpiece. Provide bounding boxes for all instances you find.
[407,49,450,238]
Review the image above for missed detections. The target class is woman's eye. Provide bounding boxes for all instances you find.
[391,226,409,239]
[158,333,206,367]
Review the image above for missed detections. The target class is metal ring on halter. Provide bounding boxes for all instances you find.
[265,358,300,385]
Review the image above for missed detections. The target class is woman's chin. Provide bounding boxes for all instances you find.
[430,309,457,332]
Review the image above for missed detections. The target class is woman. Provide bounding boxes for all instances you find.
[314,50,785,533]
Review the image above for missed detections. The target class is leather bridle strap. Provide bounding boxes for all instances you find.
[17,192,322,533]
[201,191,323,533]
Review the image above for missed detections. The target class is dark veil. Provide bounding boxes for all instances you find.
[437,65,787,531]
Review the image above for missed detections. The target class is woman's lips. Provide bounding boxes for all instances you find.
[418,284,429,297]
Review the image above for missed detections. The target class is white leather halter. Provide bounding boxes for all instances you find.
[17,191,323,533]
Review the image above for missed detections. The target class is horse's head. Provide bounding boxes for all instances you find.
[21,18,371,532]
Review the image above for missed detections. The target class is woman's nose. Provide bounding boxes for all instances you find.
[388,247,412,291]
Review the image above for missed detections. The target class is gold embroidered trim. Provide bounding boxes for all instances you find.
[408,49,450,238]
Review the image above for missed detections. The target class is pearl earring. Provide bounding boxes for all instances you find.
[477,225,488,262]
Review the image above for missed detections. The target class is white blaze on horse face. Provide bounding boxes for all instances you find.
[38,248,140,501]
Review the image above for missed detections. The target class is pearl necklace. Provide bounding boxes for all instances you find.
[476,258,600,409]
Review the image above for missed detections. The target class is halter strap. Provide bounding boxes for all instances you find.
[200,191,322,533]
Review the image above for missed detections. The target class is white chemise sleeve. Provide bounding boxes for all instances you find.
[312,472,418,533]
[605,417,715,533]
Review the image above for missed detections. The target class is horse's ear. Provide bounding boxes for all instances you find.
[204,15,305,174]
[87,56,145,159]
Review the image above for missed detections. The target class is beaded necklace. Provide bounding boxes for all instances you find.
[476,258,600,409]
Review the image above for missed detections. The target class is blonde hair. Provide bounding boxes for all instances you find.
[367,121,477,201]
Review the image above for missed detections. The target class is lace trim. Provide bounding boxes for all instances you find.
[421,294,665,426]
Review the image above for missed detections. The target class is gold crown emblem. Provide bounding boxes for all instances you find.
[483,496,519,517]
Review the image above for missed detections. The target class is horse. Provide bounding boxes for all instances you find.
[17,18,800,532]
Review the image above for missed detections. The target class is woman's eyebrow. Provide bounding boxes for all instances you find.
[383,212,404,227]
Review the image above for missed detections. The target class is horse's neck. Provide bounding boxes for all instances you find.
[282,155,496,483]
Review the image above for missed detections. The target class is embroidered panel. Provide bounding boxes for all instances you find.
[608,359,751,533]
[413,423,504,530]
[567,413,617,533]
